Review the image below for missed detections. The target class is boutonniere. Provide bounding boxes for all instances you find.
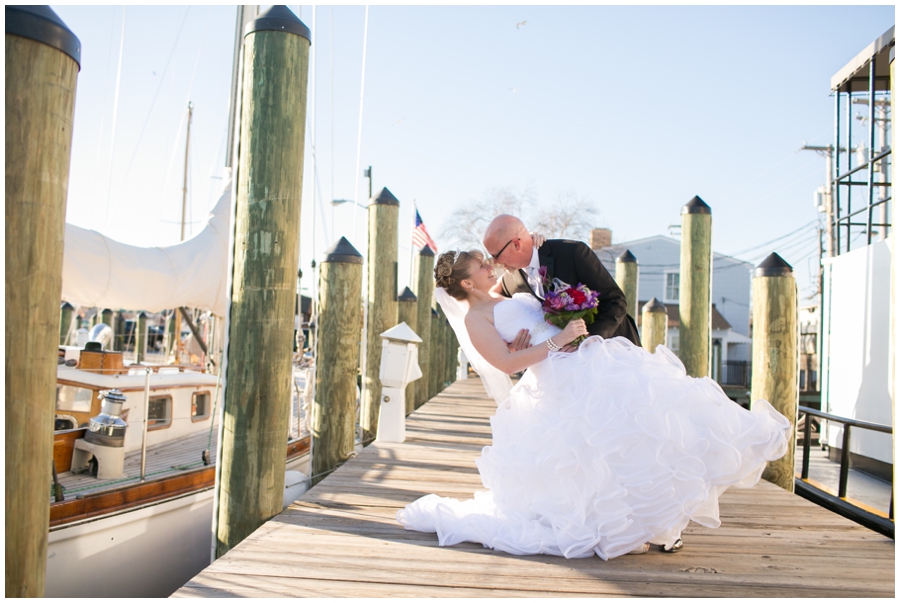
[537,265,548,286]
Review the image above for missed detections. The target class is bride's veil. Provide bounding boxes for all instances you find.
[434,287,513,405]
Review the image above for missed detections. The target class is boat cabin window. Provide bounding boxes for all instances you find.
[56,385,93,413]
[148,395,172,430]
[192,391,211,422]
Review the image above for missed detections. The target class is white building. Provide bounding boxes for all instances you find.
[594,234,753,386]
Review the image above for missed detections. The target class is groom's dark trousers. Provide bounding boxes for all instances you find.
[499,239,641,347]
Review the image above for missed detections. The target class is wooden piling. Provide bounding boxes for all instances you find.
[641,297,667,352]
[216,6,311,558]
[60,302,74,345]
[397,287,418,416]
[413,247,435,409]
[678,196,712,378]
[101,308,114,348]
[312,238,363,487]
[5,5,80,596]
[429,308,440,399]
[615,250,639,320]
[135,312,148,363]
[362,187,400,443]
[751,253,798,492]
[115,311,126,354]
[446,318,458,386]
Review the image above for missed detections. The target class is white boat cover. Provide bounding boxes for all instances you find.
[61,181,233,317]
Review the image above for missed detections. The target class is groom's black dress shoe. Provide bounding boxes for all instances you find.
[658,539,683,553]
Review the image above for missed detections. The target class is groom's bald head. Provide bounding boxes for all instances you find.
[484,214,532,270]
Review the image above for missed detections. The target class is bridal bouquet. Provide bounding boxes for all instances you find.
[540,271,600,346]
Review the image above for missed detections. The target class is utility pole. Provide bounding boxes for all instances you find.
[799,143,839,258]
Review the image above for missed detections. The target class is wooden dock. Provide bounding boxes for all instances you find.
[174,379,894,598]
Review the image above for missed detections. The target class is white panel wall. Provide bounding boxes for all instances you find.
[822,238,893,464]
[597,236,752,362]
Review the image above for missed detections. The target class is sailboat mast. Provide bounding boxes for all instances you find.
[181,101,193,242]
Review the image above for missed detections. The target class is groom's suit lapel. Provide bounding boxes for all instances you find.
[538,246,555,284]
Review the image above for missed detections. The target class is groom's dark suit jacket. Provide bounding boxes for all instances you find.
[499,239,641,346]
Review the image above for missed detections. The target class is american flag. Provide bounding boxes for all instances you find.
[412,207,438,252]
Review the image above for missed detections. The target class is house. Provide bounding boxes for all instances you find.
[591,231,754,388]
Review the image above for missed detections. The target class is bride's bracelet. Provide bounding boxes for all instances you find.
[546,337,562,352]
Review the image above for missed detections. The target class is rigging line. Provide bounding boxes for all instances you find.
[158,10,212,239]
[91,6,118,209]
[330,6,335,242]
[104,6,127,231]
[119,6,191,189]
[351,5,370,249]
[310,3,316,266]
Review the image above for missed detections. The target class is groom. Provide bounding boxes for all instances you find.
[484,215,641,347]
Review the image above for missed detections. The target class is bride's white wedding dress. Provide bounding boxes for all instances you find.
[397,294,790,560]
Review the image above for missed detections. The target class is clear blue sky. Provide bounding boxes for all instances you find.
[54,4,894,303]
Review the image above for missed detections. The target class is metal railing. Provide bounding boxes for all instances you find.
[721,361,751,387]
[796,405,893,538]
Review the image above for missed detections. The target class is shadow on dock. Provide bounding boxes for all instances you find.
[175,379,894,598]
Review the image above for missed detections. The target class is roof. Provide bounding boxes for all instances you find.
[596,235,753,268]
[635,301,732,331]
[831,26,894,93]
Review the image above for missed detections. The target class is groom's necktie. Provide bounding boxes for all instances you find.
[523,267,544,299]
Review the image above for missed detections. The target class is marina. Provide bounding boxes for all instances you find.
[4,5,895,598]
[175,379,895,598]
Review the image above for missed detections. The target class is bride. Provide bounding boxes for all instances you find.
[396,250,791,560]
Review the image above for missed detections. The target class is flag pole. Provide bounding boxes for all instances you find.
[409,201,417,288]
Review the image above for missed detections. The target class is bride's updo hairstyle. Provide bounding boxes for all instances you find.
[434,250,484,300]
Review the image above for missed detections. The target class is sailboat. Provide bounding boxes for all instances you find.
[45,6,316,597]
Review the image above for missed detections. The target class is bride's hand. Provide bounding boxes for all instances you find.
[557,319,588,346]
[530,232,546,248]
[507,329,532,352]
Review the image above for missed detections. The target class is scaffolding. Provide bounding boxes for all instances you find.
[830,26,894,255]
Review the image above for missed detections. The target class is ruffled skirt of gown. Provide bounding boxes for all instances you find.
[396,336,791,560]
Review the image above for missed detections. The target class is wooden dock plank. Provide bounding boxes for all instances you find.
[174,379,894,598]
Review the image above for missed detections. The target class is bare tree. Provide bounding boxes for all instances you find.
[440,186,537,251]
[531,191,599,241]
[441,187,602,250]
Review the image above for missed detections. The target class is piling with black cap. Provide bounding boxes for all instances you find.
[678,196,712,377]
[60,302,75,345]
[398,287,419,415]
[751,252,798,492]
[6,7,81,594]
[615,250,639,320]
[216,5,311,558]
[641,298,668,353]
[413,246,435,408]
[362,187,400,444]
[311,237,363,487]
[135,311,149,363]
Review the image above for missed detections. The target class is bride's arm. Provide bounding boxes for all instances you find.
[465,313,586,375]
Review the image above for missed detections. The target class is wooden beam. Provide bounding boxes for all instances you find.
[216,6,311,558]
[5,7,80,595]
[362,188,400,443]
[678,196,712,377]
[312,238,363,486]
[752,253,798,492]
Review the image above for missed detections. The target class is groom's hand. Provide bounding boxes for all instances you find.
[507,329,532,352]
